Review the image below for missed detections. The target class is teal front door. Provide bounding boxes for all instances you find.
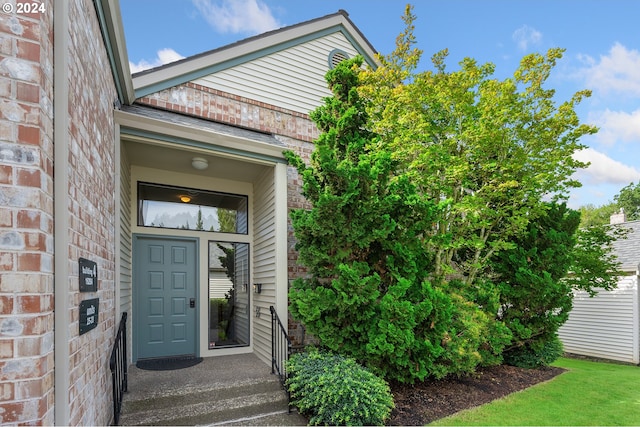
[134,235,198,360]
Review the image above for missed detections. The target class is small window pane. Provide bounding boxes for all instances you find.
[138,182,248,234]
[209,241,250,349]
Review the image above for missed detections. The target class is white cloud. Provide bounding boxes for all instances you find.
[192,0,281,35]
[573,147,640,184]
[129,48,185,73]
[512,25,542,51]
[589,109,640,145]
[577,43,640,97]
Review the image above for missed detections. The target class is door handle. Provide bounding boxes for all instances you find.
[189,298,195,308]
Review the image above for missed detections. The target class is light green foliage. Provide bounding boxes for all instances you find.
[217,208,237,233]
[566,221,625,296]
[361,7,594,285]
[577,181,640,227]
[578,202,617,227]
[614,181,640,221]
[286,349,394,426]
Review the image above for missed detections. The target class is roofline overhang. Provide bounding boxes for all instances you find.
[94,0,135,104]
[132,11,379,99]
[114,109,286,165]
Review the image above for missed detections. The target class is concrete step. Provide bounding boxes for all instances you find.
[119,375,306,426]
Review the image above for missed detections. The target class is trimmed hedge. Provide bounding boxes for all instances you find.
[286,349,394,426]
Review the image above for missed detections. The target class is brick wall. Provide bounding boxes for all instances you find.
[0,0,55,424]
[0,0,118,424]
[138,82,320,143]
[65,0,118,425]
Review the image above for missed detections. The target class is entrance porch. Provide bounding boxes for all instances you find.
[115,105,290,367]
[118,353,307,426]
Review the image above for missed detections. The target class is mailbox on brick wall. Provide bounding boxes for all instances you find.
[79,257,98,292]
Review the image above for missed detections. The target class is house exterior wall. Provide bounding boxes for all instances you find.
[0,1,55,424]
[119,146,132,317]
[137,82,319,143]
[193,32,360,115]
[252,166,277,364]
[137,84,316,346]
[559,274,640,364]
[61,0,119,424]
[2,0,118,425]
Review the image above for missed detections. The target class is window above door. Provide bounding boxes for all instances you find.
[137,182,248,234]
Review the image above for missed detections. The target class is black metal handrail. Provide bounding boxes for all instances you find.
[109,312,128,425]
[270,305,292,412]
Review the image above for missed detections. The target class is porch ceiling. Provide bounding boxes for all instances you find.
[123,139,271,183]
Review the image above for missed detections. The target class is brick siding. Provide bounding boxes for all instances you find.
[0,1,55,424]
[1,0,118,424]
[138,82,321,144]
[65,1,118,425]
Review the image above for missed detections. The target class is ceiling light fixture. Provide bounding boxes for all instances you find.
[191,157,208,170]
[179,195,191,203]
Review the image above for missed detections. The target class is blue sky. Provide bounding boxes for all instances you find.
[120,0,640,209]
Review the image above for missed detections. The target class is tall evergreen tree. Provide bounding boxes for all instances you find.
[285,57,473,383]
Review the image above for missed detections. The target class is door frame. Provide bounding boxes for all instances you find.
[132,233,200,362]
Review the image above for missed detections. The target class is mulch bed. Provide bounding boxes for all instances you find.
[387,364,566,425]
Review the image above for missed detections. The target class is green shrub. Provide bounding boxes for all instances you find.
[286,349,394,426]
[209,298,228,328]
[504,334,564,369]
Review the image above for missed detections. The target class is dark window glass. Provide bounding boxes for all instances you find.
[208,241,250,349]
[137,182,248,234]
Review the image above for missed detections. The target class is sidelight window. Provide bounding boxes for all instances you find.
[208,241,250,349]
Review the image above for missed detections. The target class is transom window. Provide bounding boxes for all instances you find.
[137,182,248,234]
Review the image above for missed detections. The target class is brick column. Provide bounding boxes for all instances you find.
[0,0,55,425]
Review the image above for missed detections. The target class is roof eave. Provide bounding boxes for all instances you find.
[132,11,379,100]
[95,0,135,105]
[114,108,286,164]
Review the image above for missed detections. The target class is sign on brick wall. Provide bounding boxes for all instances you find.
[79,257,98,292]
[79,298,99,335]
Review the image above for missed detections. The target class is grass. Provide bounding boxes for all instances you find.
[430,357,640,426]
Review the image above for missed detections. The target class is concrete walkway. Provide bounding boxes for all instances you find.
[119,353,307,426]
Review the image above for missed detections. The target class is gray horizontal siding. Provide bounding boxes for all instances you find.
[119,148,132,317]
[252,167,277,365]
[194,32,360,115]
[559,276,639,363]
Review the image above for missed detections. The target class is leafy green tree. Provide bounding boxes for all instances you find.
[614,181,640,221]
[566,221,625,296]
[578,203,617,227]
[284,56,483,383]
[360,6,594,286]
[577,181,640,227]
[287,5,623,378]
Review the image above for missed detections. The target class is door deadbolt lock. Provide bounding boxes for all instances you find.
[189,298,195,308]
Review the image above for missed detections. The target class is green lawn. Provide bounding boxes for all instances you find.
[430,358,640,426]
